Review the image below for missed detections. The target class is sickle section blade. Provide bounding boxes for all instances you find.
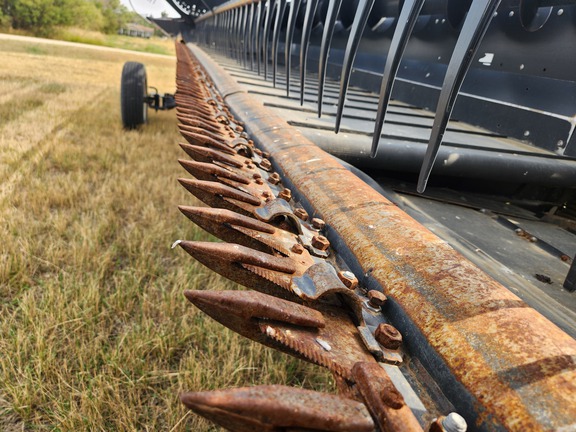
[260,303,377,379]
[180,131,236,155]
[178,159,251,185]
[184,289,325,329]
[177,114,224,136]
[371,0,425,158]
[179,241,296,275]
[180,385,375,432]
[334,0,375,133]
[178,206,277,253]
[177,123,228,144]
[179,143,244,168]
[178,241,298,299]
[417,0,501,193]
[178,178,262,215]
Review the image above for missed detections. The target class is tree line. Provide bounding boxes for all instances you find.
[0,0,146,36]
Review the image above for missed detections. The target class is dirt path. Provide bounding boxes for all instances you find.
[0,33,175,58]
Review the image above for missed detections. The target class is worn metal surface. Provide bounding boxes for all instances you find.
[180,385,376,431]
[185,43,576,431]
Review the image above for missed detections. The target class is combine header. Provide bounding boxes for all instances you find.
[140,0,576,430]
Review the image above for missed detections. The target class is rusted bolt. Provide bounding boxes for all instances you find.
[368,290,387,308]
[254,148,263,156]
[311,218,325,230]
[255,178,264,185]
[312,235,330,251]
[248,139,254,146]
[246,163,254,170]
[291,243,305,254]
[262,191,271,198]
[338,271,358,290]
[216,115,229,124]
[229,132,236,138]
[375,323,402,350]
[278,188,292,201]
[294,208,308,221]
[260,158,272,170]
[253,173,262,180]
[235,126,244,132]
[261,151,270,159]
[268,172,281,185]
[529,236,537,243]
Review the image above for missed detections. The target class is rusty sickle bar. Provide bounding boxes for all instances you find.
[173,41,576,431]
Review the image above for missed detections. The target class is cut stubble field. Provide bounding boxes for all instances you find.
[0,35,333,430]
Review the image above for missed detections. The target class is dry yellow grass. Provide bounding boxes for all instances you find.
[0,36,333,430]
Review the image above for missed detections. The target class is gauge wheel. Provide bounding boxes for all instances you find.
[121,62,148,129]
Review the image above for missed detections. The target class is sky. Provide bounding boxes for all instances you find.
[120,0,181,19]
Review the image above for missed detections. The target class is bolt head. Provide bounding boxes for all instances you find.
[291,243,305,254]
[375,323,402,350]
[294,208,309,221]
[311,218,325,230]
[268,172,281,185]
[368,290,387,308]
[278,188,292,201]
[338,270,358,290]
[260,158,272,170]
[311,235,330,251]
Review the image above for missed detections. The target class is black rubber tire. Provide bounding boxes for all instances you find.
[120,62,148,129]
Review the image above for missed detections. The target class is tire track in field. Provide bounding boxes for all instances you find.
[0,89,109,202]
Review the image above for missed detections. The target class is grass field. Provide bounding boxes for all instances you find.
[0,36,332,430]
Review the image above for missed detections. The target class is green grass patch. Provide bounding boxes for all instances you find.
[25,45,47,55]
[38,82,67,95]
